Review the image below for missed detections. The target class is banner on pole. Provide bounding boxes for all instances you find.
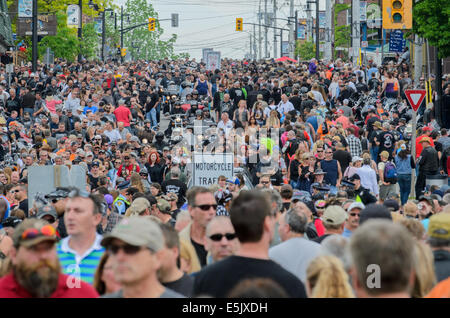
[67,4,81,29]
[205,51,221,71]
[18,0,33,18]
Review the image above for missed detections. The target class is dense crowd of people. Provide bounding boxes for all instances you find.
[0,53,449,298]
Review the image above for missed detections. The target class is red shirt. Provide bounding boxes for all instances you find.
[0,273,99,298]
[114,106,131,127]
[117,164,140,180]
[415,135,435,158]
[350,124,360,138]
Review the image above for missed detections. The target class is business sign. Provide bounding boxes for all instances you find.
[67,4,81,29]
[281,41,289,56]
[192,153,234,186]
[94,18,103,34]
[389,30,406,53]
[206,51,221,71]
[202,48,213,63]
[18,0,33,18]
[360,1,367,21]
[16,15,57,36]
[319,12,326,29]
[297,24,306,40]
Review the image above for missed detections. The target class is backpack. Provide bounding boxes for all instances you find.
[383,161,398,184]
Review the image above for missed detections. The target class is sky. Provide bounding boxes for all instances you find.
[114,0,326,60]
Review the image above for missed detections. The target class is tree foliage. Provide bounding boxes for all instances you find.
[413,0,450,58]
[123,0,177,60]
[295,40,323,61]
[334,4,351,51]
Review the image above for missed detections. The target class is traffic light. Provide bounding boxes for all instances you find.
[382,0,412,29]
[171,13,179,27]
[148,18,156,31]
[236,18,243,31]
[121,48,127,57]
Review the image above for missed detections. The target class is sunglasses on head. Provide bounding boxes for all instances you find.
[194,204,217,211]
[21,225,57,241]
[209,233,237,242]
[107,244,147,255]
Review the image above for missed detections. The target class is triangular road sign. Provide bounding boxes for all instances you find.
[405,89,426,112]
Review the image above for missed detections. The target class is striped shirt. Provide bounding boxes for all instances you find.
[57,233,105,285]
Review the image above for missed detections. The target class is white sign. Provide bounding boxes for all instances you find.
[192,153,234,186]
[18,0,33,18]
[360,1,367,21]
[202,48,213,63]
[67,4,81,28]
[205,51,221,71]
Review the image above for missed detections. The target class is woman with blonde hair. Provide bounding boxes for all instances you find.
[306,255,355,298]
[412,240,436,298]
[129,172,144,193]
[266,110,280,129]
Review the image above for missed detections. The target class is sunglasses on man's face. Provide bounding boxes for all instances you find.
[209,233,237,242]
[11,189,20,193]
[350,213,360,217]
[107,244,147,255]
[194,204,217,211]
[124,157,130,160]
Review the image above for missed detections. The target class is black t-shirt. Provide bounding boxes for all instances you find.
[193,255,307,298]
[289,96,302,112]
[161,179,187,207]
[271,87,282,104]
[312,233,332,244]
[18,199,29,217]
[378,131,395,154]
[162,273,194,297]
[191,239,207,268]
[88,174,100,189]
[333,150,352,175]
[366,116,379,136]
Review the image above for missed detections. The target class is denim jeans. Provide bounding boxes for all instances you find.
[146,109,158,128]
[370,146,379,163]
[398,174,411,205]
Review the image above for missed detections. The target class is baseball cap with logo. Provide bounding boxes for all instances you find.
[322,205,348,225]
[157,199,171,214]
[127,197,151,216]
[12,218,59,248]
[101,216,164,252]
[427,213,450,240]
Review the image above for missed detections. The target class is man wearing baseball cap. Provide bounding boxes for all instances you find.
[101,216,184,298]
[416,126,435,159]
[427,213,450,282]
[0,219,98,297]
[415,136,439,198]
[312,205,348,244]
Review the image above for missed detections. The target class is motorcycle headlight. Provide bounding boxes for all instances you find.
[175,118,181,122]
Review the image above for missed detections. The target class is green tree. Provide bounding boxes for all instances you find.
[413,0,450,58]
[37,11,79,62]
[334,3,350,59]
[123,0,177,60]
[295,40,323,61]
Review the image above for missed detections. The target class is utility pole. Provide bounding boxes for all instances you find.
[435,48,443,128]
[324,0,333,62]
[289,0,294,58]
[259,0,262,60]
[253,23,257,60]
[264,0,268,58]
[413,35,423,87]
[78,0,83,62]
[306,3,311,42]
[294,10,298,60]
[120,6,124,63]
[31,0,38,72]
[273,0,277,58]
[351,0,360,65]
[101,11,106,62]
[315,0,319,60]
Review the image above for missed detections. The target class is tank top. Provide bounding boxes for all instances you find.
[321,159,338,186]
[196,80,208,95]
[386,82,395,93]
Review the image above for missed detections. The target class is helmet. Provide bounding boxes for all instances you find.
[155,131,164,140]
[144,119,151,124]
[195,109,202,116]
[215,189,233,206]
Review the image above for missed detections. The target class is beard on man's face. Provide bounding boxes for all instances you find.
[14,259,61,298]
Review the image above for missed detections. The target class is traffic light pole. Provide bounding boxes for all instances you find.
[120,6,124,63]
[31,0,38,72]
